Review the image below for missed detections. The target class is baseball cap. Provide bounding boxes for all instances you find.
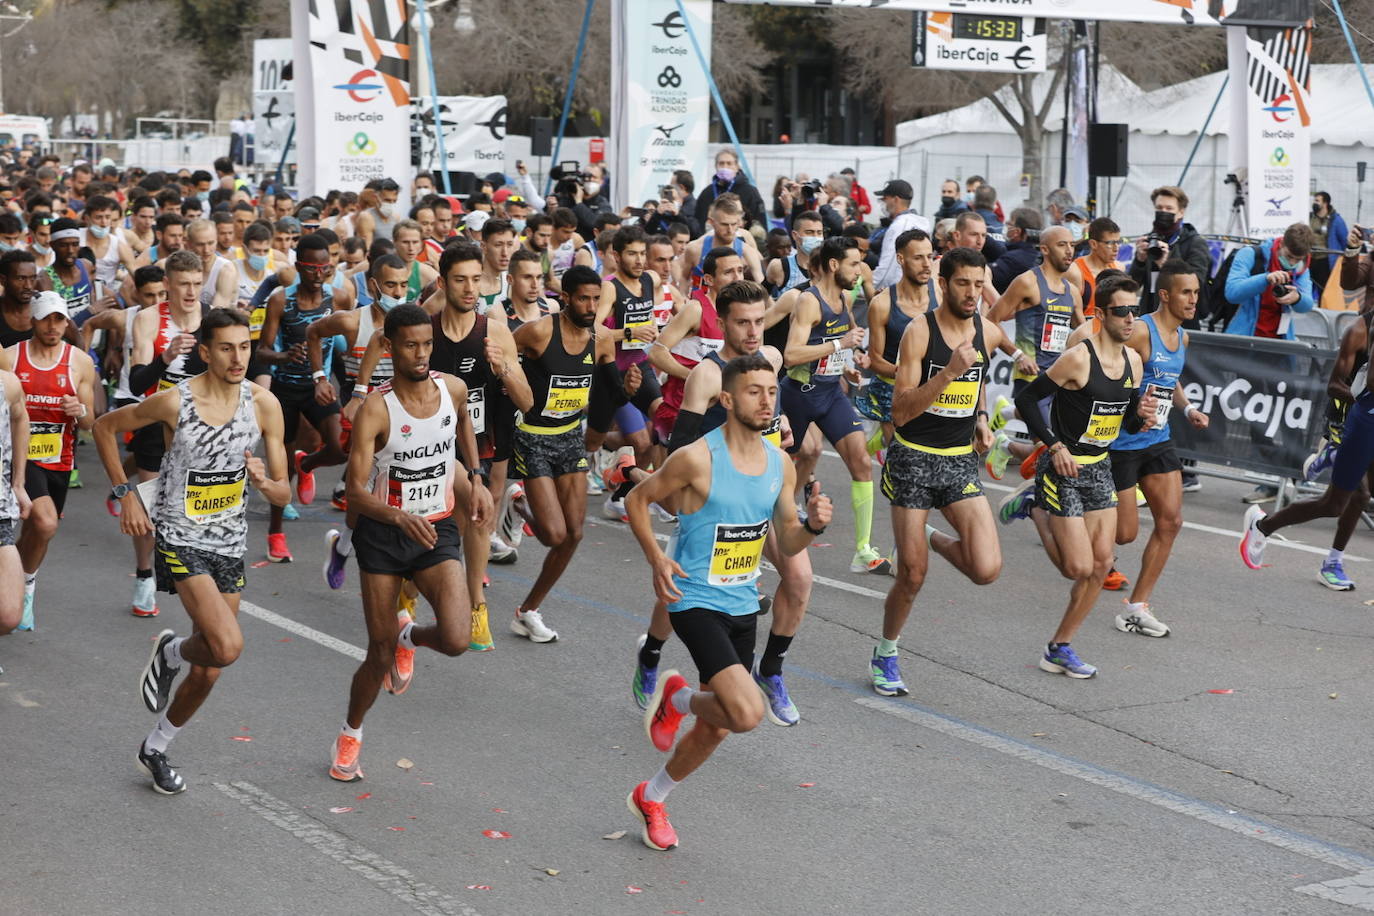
[492,188,513,204]
[279,216,302,232]
[464,210,490,232]
[30,290,68,321]
[483,172,507,188]
[1063,205,1089,221]
[877,179,914,200]
[297,206,322,227]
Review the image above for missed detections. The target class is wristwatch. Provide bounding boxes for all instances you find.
[803,517,826,536]
[110,482,133,500]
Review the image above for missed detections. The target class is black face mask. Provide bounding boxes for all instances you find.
[940,195,956,208]
[1312,203,1323,216]
[1152,210,1177,233]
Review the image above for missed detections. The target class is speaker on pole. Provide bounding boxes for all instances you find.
[1088,123,1129,178]
[531,117,553,157]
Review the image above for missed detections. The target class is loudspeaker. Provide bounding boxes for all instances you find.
[531,118,553,157]
[1358,161,1367,184]
[1089,123,1129,178]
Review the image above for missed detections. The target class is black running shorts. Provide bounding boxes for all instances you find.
[881,443,984,511]
[669,607,757,684]
[1110,440,1183,492]
[510,426,588,480]
[271,380,341,444]
[24,464,70,515]
[1035,452,1118,518]
[353,514,463,578]
[154,539,246,595]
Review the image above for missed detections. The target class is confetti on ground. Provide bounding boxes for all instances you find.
[465,885,492,891]
[1032,732,1048,737]
[250,560,271,568]
[540,868,560,876]
[603,830,627,840]
[329,806,354,814]
[491,808,506,813]
[1207,689,1234,695]
[797,782,816,788]
[396,758,414,770]
[482,830,512,839]
[356,792,371,799]
[1330,693,1339,699]
[419,781,434,786]
[230,736,253,742]
[626,886,643,895]
[387,826,405,831]
[277,637,291,642]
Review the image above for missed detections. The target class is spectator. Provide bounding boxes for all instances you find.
[871,179,932,291]
[1309,191,1348,295]
[1062,205,1090,247]
[1223,222,1314,340]
[647,169,699,236]
[839,167,872,218]
[933,179,968,222]
[990,208,1044,292]
[972,184,1007,261]
[1128,185,1212,318]
[697,148,766,230]
[966,174,1004,223]
[1044,188,1075,227]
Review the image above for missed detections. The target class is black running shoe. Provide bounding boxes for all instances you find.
[140,629,180,714]
[137,743,186,795]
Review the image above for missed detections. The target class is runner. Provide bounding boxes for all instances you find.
[680,194,762,292]
[0,250,44,347]
[185,219,238,311]
[391,218,438,303]
[502,248,557,329]
[234,221,282,385]
[508,264,640,642]
[354,178,401,246]
[0,356,28,636]
[871,247,1008,695]
[625,351,831,851]
[36,218,96,325]
[1012,274,1156,678]
[94,307,290,794]
[80,195,138,289]
[574,213,620,274]
[328,303,488,783]
[646,234,685,324]
[1109,261,1210,636]
[121,197,157,260]
[476,218,518,314]
[764,211,820,301]
[781,236,890,575]
[1067,217,1123,318]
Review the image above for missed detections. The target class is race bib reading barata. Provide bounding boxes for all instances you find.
[28,421,64,464]
[708,521,770,586]
[542,373,591,420]
[1079,400,1129,447]
[183,467,247,524]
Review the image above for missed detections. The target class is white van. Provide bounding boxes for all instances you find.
[0,115,50,151]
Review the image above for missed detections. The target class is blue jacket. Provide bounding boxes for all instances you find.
[1223,238,1315,340]
[1321,211,1350,271]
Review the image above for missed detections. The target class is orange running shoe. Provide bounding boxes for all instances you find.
[1103,568,1129,591]
[329,733,364,782]
[628,781,679,851]
[266,532,293,563]
[386,611,415,695]
[1020,442,1048,479]
[603,453,636,490]
[644,669,688,752]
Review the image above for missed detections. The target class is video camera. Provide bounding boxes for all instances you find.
[550,160,592,200]
[800,180,823,202]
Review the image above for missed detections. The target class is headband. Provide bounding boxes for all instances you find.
[50,228,80,241]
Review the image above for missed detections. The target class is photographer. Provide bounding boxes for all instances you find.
[550,163,611,239]
[775,176,844,236]
[1223,222,1314,341]
[990,208,1044,292]
[1309,191,1348,294]
[644,169,700,237]
[1129,186,1211,317]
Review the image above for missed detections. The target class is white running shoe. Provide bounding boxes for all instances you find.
[488,533,518,565]
[510,608,559,643]
[650,502,677,524]
[1240,504,1268,570]
[131,576,159,618]
[500,483,526,547]
[603,495,628,521]
[1115,601,1170,637]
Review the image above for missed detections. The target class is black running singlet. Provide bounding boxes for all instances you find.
[893,311,987,453]
[1050,340,1136,458]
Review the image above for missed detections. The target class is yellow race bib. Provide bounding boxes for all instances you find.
[708,521,770,586]
[28,421,64,464]
[1079,400,1128,447]
[183,468,247,523]
[543,373,591,420]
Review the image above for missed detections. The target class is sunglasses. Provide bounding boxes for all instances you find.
[298,262,331,274]
[1105,305,1141,317]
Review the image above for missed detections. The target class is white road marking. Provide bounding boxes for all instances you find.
[213,780,481,916]
[1295,871,1374,910]
[240,601,365,660]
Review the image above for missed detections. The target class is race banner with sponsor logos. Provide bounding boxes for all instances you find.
[721,0,1304,26]
[609,0,712,212]
[413,95,508,177]
[1242,21,1312,237]
[252,39,294,165]
[293,0,412,193]
[911,13,1047,73]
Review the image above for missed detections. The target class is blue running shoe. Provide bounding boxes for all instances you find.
[998,479,1035,526]
[1319,558,1355,591]
[16,584,33,631]
[632,634,657,710]
[1303,441,1337,482]
[282,503,300,521]
[753,669,800,726]
[322,528,348,590]
[1039,643,1097,679]
[870,650,908,697]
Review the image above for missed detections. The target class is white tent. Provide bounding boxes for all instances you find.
[895,64,1374,236]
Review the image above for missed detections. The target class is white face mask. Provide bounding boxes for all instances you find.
[378,202,395,219]
[583,182,601,197]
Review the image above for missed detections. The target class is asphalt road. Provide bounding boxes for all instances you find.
[3,447,1374,915]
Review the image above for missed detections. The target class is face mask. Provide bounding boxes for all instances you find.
[1152,210,1177,232]
[1312,203,1323,216]
[963,191,976,204]
[0,242,13,253]
[32,243,50,256]
[196,191,209,202]
[583,182,601,198]
[1067,222,1086,242]
[376,291,406,312]
[940,195,956,209]
[1279,254,1303,272]
[247,253,269,272]
[378,202,395,219]
[716,167,737,183]
[799,236,823,255]
[511,218,527,235]
[88,225,109,239]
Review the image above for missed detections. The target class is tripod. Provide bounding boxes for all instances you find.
[1224,171,1248,239]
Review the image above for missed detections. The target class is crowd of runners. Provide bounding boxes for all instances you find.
[0,149,1363,854]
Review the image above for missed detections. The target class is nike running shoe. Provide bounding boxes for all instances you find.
[1020,442,1047,479]
[323,529,348,589]
[644,669,688,752]
[627,781,678,851]
[633,634,657,711]
[295,450,316,504]
[1303,441,1337,482]
[140,629,180,713]
[850,545,893,575]
[510,608,558,643]
[865,424,886,459]
[1240,504,1268,570]
[329,733,364,782]
[266,532,293,563]
[985,430,1013,480]
[488,533,518,565]
[753,669,800,726]
[1039,643,1097,679]
[989,395,1012,434]
[1115,601,1171,637]
[1319,558,1355,591]
[500,484,526,547]
[282,503,300,521]
[869,650,908,697]
[650,502,678,524]
[602,495,628,522]
[386,612,414,695]
[470,602,494,651]
[998,479,1035,525]
[330,482,347,511]
[131,576,158,618]
[1181,473,1202,493]
[137,743,187,795]
[1103,568,1129,591]
[17,583,33,631]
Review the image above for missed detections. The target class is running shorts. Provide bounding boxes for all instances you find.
[353,514,463,578]
[881,443,983,511]
[24,464,70,515]
[779,379,863,453]
[857,377,893,424]
[669,606,757,684]
[1332,394,1374,492]
[1035,452,1118,518]
[1110,440,1183,492]
[271,380,341,444]
[511,426,588,480]
[154,538,245,595]
[0,518,15,547]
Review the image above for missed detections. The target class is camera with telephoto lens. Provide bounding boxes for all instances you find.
[800,180,823,202]
[1272,282,1292,298]
[1146,234,1166,261]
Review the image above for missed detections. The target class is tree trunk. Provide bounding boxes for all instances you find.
[1020,117,1044,208]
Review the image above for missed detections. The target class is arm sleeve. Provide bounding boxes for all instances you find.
[1014,372,1061,447]
[1122,393,1147,435]
[128,360,167,395]
[596,359,631,407]
[667,410,705,453]
[250,274,282,311]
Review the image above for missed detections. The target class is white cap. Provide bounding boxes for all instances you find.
[29,290,68,321]
[463,210,490,232]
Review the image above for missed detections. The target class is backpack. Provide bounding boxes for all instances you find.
[1205,243,1266,332]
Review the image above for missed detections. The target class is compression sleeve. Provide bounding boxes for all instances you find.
[1123,393,1147,435]
[128,361,168,395]
[596,360,631,407]
[668,410,705,453]
[1014,372,1061,447]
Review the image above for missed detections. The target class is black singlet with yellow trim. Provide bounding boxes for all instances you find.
[1050,339,1136,460]
[894,310,987,454]
[520,317,595,434]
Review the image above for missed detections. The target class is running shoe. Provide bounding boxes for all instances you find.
[323,528,348,589]
[500,484,526,548]
[330,482,347,511]
[650,502,678,524]
[998,479,1035,525]
[633,634,658,710]
[1243,484,1278,505]
[602,495,628,522]
[295,449,316,504]
[488,534,518,565]
[1020,442,1047,479]
[985,430,1013,480]
[17,582,33,631]
[865,424,886,459]
[510,608,558,643]
[1240,504,1268,570]
[627,781,678,851]
[68,468,82,489]
[386,612,415,695]
[140,629,180,713]
[644,668,688,752]
[1180,473,1202,493]
[586,468,604,495]
[602,453,635,490]
[131,576,158,618]
[282,503,300,521]
[1319,558,1356,591]
[266,532,293,563]
[470,602,494,651]
[1103,568,1129,591]
[869,650,908,697]
[329,733,364,782]
[137,743,186,795]
[1039,643,1097,679]
[1115,601,1171,637]
[850,545,892,575]
[757,592,772,616]
[106,494,121,517]
[1303,442,1337,482]
[753,668,800,726]
[989,395,1012,434]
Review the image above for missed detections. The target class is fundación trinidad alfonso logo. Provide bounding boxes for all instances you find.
[346,132,378,156]
[1269,147,1291,167]
[334,69,384,103]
